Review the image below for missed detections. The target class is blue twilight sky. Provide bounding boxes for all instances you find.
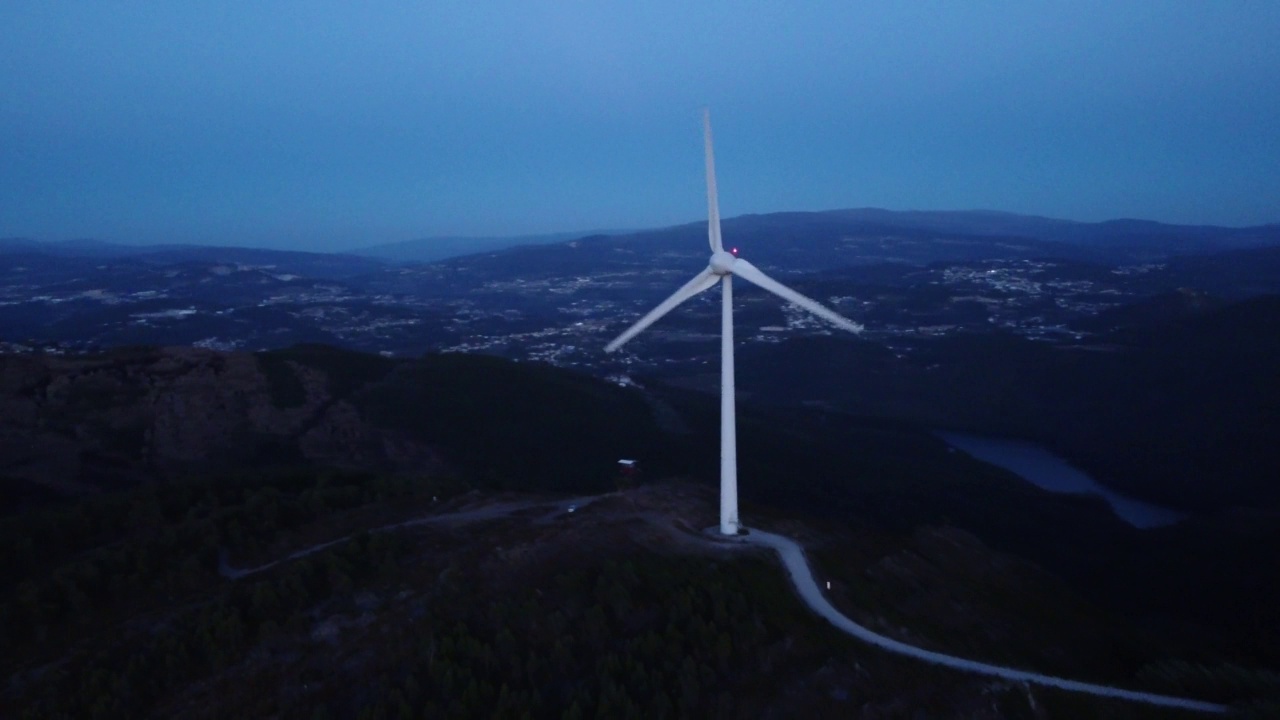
[3,2,1279,252]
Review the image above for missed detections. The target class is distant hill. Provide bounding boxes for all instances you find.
[418,215,1070,285]
[0,237,143,258]
[348,229,630,263]
[414,209,1280,284]
[820,209,1280,257]
[131,245,388,279]
[0,238,387,279]
[9,210,1277,271]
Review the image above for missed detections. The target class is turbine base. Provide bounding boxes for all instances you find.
[704,525,749,539]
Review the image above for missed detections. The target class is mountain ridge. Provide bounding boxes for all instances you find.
[8,208,1278,267]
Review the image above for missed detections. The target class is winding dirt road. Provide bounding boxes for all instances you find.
[218,495,601,579]
[744,528,1228,714]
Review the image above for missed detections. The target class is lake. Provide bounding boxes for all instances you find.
[937,432,1187,529]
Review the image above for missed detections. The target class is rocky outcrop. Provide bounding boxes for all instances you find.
[0,347,437,500]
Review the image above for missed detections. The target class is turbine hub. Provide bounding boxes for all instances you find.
[710,250,737,275]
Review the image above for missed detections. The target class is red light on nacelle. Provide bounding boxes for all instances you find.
[731,247,739,255]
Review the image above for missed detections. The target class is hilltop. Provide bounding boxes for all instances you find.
[3,345,1280,716]
[4,469,1266,718]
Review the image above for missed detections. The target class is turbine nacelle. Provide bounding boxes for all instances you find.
[709,250,737,275]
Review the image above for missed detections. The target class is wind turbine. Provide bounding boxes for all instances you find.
[606,110,863,535]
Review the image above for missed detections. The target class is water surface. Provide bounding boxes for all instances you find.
[938,432,1186,529]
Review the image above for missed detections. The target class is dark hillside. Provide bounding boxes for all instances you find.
[1072,289,1222,337]
[3,345,1280,714]
[732,294,1280,512]
[0,346,692,509]
[358,353,688,492]
[1063,295,1280,508]
[1161,245,1280,298]
[12,475,1245,719]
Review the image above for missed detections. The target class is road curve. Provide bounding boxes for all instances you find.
[744,529,1229,714]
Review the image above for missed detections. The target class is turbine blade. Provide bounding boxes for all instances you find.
[704,109,723,253]
[732,258,863,333]
[605,267,721,352]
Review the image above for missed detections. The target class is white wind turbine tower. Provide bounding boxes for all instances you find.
[606,110,863,535]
